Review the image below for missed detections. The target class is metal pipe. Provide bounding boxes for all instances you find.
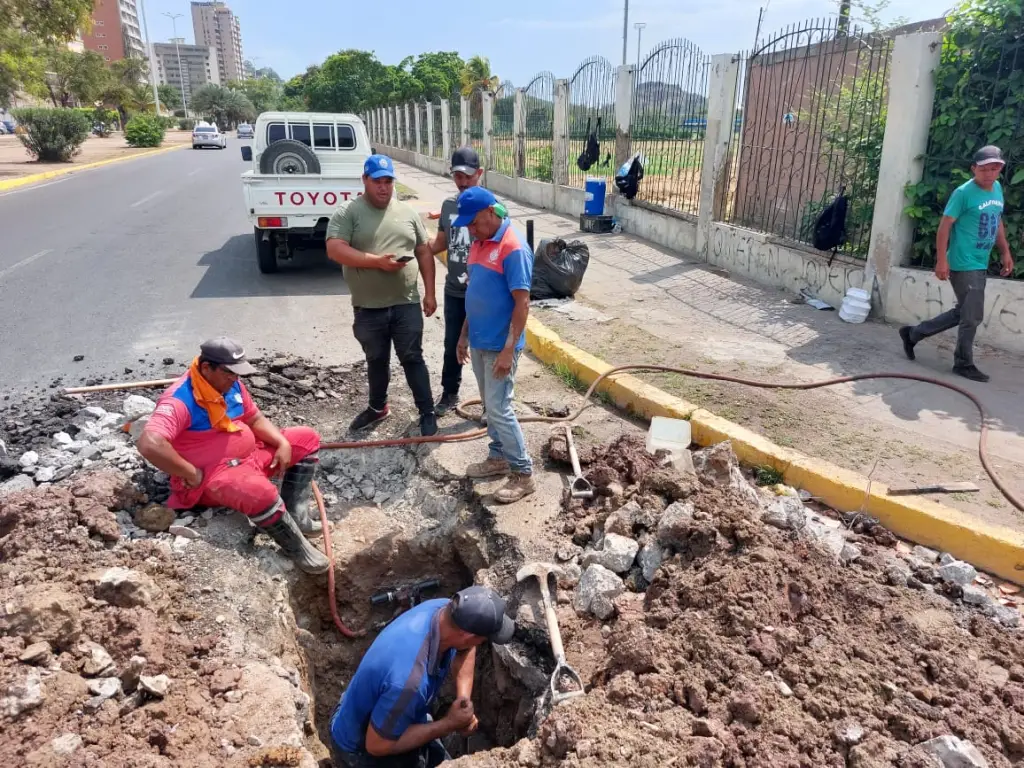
[621,0,630,66]
[137,0,161,115]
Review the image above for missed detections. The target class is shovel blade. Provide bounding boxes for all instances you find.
[570,477,594,499]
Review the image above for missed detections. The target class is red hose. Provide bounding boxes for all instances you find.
[312,480,364,638]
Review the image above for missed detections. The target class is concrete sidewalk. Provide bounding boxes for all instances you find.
[394,159,1024,535]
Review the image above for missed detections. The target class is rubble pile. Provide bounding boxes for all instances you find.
[453,434,1024,767]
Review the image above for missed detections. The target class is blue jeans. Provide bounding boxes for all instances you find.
[470,348,532,474]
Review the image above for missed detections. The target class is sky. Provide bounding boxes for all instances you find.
[140,0,956,84]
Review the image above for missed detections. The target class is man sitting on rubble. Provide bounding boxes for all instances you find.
[328,585,515,767]
[136,337,329,574]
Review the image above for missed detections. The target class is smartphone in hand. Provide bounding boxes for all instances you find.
[394,255,414,263]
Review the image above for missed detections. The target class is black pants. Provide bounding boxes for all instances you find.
[353,304,434,415]
[330,739,449,768]
[441,294,466,396]
[908,269,986,368]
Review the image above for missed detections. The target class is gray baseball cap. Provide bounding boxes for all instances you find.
[973,145,1005,166]
[199,337,259,375]
[450,586,515,644]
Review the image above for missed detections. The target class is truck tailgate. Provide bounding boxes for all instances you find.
[243,172,363,218]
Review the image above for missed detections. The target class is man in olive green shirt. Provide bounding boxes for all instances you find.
[326,155,438,435]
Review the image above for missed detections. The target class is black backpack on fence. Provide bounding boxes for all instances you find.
[812,187,849,265]
[576,117,601,172]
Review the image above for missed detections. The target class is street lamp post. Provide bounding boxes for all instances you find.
[137,0,161,115]
[163,13,189,119]
[634,22,646,69]
[621,0,629,66]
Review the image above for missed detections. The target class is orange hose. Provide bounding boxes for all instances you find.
[312,481,364,638]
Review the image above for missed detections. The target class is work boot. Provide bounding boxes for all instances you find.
[466,457,510,479]
[261,500,330,574]
[899,326,916,361]
[280,457,322,537]
[350,405,390,432]
[494,473,536,504]
[953,364,990,383]
[435,391,460,417]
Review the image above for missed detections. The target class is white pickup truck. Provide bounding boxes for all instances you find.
[240,111,375,273]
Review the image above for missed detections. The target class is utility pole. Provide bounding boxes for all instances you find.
[634,22,646,69]
[838,0,852,35]
[621,0,629,66]
[163,13,188,119]
[137,0,161,115]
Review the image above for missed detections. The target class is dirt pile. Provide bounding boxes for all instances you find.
[0,470,321,767]
[453,435,1024,767]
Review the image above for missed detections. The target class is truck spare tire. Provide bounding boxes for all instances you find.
[259,139,321,175]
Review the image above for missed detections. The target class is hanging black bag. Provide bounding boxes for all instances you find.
[811,186,848,265]
[576,117,602,172]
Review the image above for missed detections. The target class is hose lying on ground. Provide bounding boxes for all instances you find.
[65,363,1022,639]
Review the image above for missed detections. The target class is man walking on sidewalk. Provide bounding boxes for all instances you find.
[327,155,439,435]
[454,187,536,504]
[900,146,1014,382]
[429,147,483,416]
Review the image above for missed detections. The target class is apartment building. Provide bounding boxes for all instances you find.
[153,40,221,105]
[81,0,146,63]
[191,1,244,83]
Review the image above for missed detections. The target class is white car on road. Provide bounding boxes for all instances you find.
[240,111,372,273]
[193,125,227,149]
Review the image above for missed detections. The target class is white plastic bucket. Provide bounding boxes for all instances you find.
[839,287,871,324]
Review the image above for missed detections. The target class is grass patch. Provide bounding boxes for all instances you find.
[550,362,585,392]
[753,465,785,486]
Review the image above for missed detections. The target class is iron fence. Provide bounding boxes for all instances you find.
[630,39,709,216]
[523,71,555,182]
[416,101,428,154]
[431,100,444,159]
[726,18,893,257]
[566,56,616,189]
[469,87,485,157]
[447,90,462,162]
[492,80,516,176]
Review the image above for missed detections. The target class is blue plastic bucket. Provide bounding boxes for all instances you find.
[584,177,607,216]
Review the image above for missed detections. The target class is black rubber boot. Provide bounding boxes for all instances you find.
[280,457,322,536]
[261,500,330,575]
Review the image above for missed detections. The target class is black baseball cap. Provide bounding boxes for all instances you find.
[973,145,1005,167]
[450,586,515,644]
[451,146,481,175]
[199,337,259,375]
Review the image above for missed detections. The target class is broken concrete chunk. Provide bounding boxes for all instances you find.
[883,561,911,588]
[762,495,807,531]
[840,543,862,565]
[992,605,1020,628]
[168,524,200,540]
[638,540,664,583]
[81,640,116,677]
[53,432,74,448]
[93,567,161,608]
[1,670,45,717]
[581,533,639,574]
[573,564,625,617]
[803,518,846,560]
[122,395,157,423]
[34,466,55,484]
[961,585,992,609]
[591,593,616,620]
[120,655,146,691]
[911,545,939,564]
[938,560,978,587]
[657,501,695,548]
[87,677,122,700]
[833,719,866,746]
[939,552,956,566]
[18,451,39,468]
[1,587,83,649]
[0,475,36,496]
[139,674,170,698]
[19,641,53,665]
[51,734,83,756]
[918,735,989,768]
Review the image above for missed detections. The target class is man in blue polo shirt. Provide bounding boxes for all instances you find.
[329,586,515,767]
[453,187,536,504]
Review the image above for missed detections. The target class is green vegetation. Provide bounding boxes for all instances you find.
[124,113,165,148]
[11,106,90,161]
[190,84,255,128]
[753,465,785,486]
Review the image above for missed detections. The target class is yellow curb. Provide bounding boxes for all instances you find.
[524,315,1024,585]
[0,143,184,193]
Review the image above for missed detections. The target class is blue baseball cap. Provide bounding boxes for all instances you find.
[363,154,396,179]
[453,187,501,227]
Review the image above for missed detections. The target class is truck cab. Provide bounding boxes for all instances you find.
[240,111,374,273]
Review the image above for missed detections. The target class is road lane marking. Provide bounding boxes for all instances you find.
[0,249,53,282]
[130,190,163,208]
[0,178,68,199]
[187,168,204,177]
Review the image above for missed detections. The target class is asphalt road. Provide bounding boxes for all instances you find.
[0,139,386,397]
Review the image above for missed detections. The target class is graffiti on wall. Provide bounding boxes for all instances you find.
[896,272,1024,336]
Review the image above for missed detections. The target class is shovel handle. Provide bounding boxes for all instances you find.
[537,575,566,663]
[564,425,584,480]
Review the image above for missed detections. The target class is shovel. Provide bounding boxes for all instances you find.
[563,425,594,500]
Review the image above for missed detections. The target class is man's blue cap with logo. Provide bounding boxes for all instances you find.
[453,186,503,227]
[363,154,396,179]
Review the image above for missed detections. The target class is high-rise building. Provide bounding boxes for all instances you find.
[81,0,146,63]
[191,1,244,83]
[153,40,221,106]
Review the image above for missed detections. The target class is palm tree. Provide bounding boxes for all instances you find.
[459,56,499,97]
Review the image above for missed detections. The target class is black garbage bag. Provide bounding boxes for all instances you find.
[531,238,590,300]
[615,152,644,200]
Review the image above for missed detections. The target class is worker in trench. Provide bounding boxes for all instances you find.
[136,337,330,574]
[328,585,515,767]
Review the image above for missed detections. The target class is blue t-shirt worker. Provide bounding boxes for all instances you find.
[329,586,515,768]
[452,187,537,504]
[899,145,1014,382]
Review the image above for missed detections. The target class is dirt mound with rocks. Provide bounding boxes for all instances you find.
[0,471,321,767]
[455,435,1024,768]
